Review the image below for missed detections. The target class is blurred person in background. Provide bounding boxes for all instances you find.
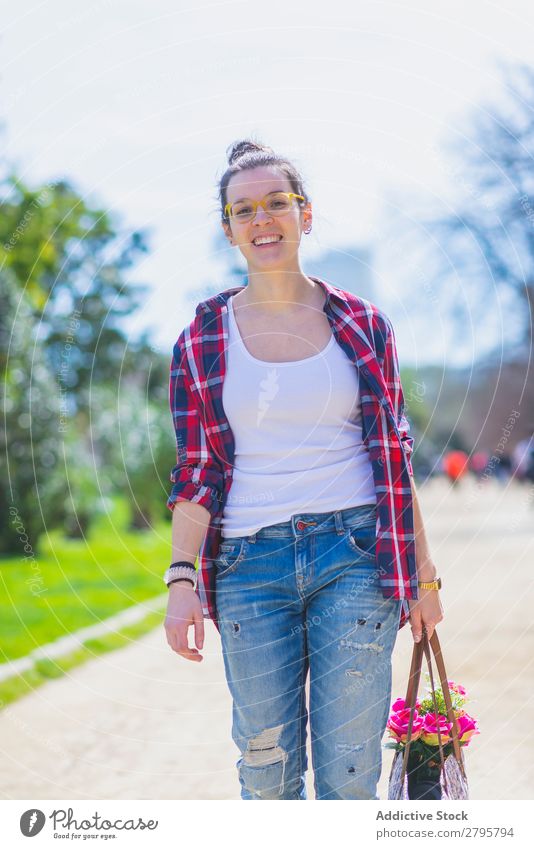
[469,450,489,481]
[443,449,469,487]
[512,435,534,483]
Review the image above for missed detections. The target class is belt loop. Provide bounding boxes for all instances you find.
[334,511,345,535]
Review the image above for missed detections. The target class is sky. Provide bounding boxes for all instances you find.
[2,0,533,368]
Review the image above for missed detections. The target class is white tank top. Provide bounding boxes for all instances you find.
[220,294,376,537]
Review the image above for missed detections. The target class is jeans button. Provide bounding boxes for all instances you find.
[296,519,316,531]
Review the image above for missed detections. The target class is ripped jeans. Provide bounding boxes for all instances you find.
[214,504,402,800]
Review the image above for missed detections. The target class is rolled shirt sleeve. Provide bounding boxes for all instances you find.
[167,331,224,519]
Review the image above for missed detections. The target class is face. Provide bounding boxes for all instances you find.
[222,165,312,269]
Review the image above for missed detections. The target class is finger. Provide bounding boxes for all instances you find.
[174,626,203,662]
[177,646,203,662]
[165,623,197,659]
[165,622,182,652]
[423,622,435,641]
[194,610,205,651]
[410,611,423,643]
[166,629,179,653]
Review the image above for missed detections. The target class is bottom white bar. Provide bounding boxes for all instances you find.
[1,799,532,848]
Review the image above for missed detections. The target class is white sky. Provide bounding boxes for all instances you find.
[2,0,533,367]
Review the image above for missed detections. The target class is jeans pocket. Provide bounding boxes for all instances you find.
[214,536,248,577]
[345,520,377,562]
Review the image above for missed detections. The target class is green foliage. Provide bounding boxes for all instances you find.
[0,171,159,406]
[0,504,171,662]
[0,273,68,552]
[0,609,165,709]
[1,168,172,552]
[418,672,467,715]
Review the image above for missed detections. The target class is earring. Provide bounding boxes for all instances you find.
[304,225,312,234]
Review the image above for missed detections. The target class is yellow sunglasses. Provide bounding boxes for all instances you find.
[224,191,305,222]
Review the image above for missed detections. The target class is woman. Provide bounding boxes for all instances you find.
[164,139,443,800]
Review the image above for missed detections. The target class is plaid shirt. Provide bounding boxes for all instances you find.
[167,276,418,632]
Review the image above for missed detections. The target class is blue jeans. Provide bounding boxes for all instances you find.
[215,504,402,800]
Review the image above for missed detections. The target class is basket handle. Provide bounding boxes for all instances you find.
[399,628,467,787]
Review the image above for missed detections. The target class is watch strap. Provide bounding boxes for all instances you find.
[417,576,442,590]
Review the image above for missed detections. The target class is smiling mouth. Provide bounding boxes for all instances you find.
[252,235,284,246]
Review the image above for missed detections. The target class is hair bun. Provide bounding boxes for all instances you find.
[227,139,273,166]
[218,138,308,223]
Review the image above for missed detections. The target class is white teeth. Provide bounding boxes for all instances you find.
[253,235,282,245]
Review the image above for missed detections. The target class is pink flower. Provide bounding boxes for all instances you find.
[387,708,424,743]
[420,712,453,746]
[447,680,467,696]
[455,712,480,746]
[391,696,421,713]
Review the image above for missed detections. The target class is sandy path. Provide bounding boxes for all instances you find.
[1,476,532,800]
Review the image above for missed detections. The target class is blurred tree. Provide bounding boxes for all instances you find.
[85,378,173,533]
[1,273,67,553]
[188,226,248,307]
[0,172,152,400]
[1,168,168,547]
[423,60,534,359]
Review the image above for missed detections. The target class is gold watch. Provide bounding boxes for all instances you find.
[418,576,442,590]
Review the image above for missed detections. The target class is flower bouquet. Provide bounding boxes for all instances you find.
[386,679,479,799]
[387,630,477,800]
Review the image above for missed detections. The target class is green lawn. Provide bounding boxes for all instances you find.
[0,498,174,662]
[0,609,167,709]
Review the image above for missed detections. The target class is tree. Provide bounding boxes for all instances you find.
[1,168,163,547]
[0,173,151,400]
[421,60,534,360]
[1,273,67,553]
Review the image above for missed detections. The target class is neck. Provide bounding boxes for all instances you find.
[242,266,324,315]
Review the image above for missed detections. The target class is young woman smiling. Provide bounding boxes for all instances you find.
[164,139,443,800]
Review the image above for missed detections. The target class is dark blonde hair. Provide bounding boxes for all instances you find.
[218,137,310,224]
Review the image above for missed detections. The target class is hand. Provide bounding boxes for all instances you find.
[408,562,444,643]
[164,583,205,662]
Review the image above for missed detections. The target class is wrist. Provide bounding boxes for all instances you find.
[164,562,197,590]
[169,579,195,590]
[417,559,438,581]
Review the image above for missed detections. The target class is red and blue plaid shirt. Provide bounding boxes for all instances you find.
[167,276,418,631]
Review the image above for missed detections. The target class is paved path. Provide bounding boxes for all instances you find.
[1,476,532,799]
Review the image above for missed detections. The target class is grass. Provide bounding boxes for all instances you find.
[0,497,173,662]
[0,608,166,710]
